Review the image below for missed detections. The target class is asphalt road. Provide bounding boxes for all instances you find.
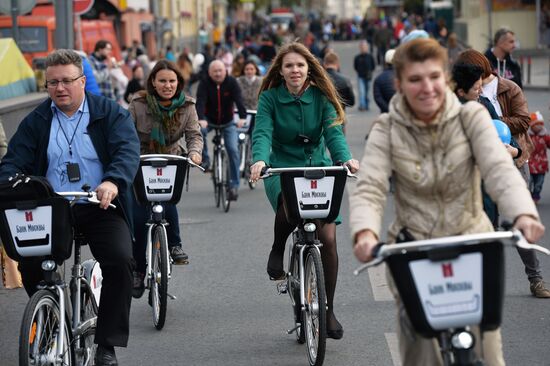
[1,41,550,365]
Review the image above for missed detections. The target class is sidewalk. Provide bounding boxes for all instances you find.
[515,48,550,90]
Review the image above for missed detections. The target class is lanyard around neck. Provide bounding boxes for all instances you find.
[54,98,86,157]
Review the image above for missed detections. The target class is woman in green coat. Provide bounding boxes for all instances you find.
[249,42,359,340]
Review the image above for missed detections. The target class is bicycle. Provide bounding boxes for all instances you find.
[235,109,256,190]
[209,123,233,212]
[260,165,355,366]
[133,154,202,330]
[354,229,550,366]
[0,180,111,366]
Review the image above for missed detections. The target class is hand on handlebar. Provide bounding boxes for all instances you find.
[514,215,545,244]
[96,181,118,210]
[344,159,360,174]
[249,161,266,183]
[353,229,379,263]
[237,119,246,129]
[188,152,202,165]
[198,119,208,129]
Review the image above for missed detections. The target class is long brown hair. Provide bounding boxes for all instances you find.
[260,42,345,125]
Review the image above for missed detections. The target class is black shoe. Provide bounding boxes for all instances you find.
[326,313,344,340]
[132,271,145,299]
[267,250,285,280]
[170,246,189,265]
[228,187,239,201]
[94,345,118,366]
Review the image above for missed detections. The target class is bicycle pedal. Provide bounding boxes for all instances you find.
[276,281,288,294]
[167,293,177,300]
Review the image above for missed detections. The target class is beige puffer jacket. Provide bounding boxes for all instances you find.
[128,91,203,156]
[350,88,539,242]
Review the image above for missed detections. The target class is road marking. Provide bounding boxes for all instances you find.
[385,332,402,366]
[368,263,393,301]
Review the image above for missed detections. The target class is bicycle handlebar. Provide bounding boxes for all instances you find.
[260,165,357,179]
[56,191,117,209]
[353,229,550,276]
[140,154,205,172]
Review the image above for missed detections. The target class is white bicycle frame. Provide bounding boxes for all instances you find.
[138,154,203,297]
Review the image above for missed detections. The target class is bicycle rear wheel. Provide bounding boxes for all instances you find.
[150,225,168,330]
[303,248,326,366]
[221,149,231,212]
[19,289,73,366]
[213,150,221,208]
[74,284,98,365]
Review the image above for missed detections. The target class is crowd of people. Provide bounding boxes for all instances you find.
[2,10,550,366]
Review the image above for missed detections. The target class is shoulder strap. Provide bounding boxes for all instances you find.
[458,104,476,165]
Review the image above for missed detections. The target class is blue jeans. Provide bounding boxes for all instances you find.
[357,77,370,110]
[201,122,240,189]
[133,200,182,273]
[529,173,545,201]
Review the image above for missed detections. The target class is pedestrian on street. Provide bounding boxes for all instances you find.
[528,111,550,204]
[350,38,545,365]
[128,60,203,298]
[249,42,360,340]
[372,49,396,113]
[353,40,375,111]
[455,49,550,298]
[324,52,355,110]
[0,49,140,365]
[196,60,247,201]
[484,28,523,89]
[89,40,116,100]
[451,61,521,229]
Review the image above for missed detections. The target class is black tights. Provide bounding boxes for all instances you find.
[271,202,341,329]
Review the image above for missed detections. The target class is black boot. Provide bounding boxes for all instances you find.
[267,201,295,280]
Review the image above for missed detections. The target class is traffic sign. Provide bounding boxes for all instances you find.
[73,0,94,15]
[0,0,36,16]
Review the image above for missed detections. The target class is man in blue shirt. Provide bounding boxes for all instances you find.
[0,49,140,366]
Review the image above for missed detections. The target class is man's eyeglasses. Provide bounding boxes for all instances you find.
[45,75,84,89]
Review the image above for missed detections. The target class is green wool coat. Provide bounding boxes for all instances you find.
[252,84,352,212]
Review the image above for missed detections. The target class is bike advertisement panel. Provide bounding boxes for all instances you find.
[409,252,483,330]
[293,177,335,219]
[4,206,53,257]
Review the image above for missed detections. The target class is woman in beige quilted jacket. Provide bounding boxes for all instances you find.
[350,38,544,365]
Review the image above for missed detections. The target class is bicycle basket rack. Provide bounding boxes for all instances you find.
[134,158,188,205]
[0,197,73,261]
[280,169,347,224]
[386,241,505,338]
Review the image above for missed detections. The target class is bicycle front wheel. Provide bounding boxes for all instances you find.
[74,284,98,365]
[19,289,73,366]
[303,248,326,366]
[212,149,221,207]
[245,138,256,190]
[221,149,231,212]
[150,225,168,330]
